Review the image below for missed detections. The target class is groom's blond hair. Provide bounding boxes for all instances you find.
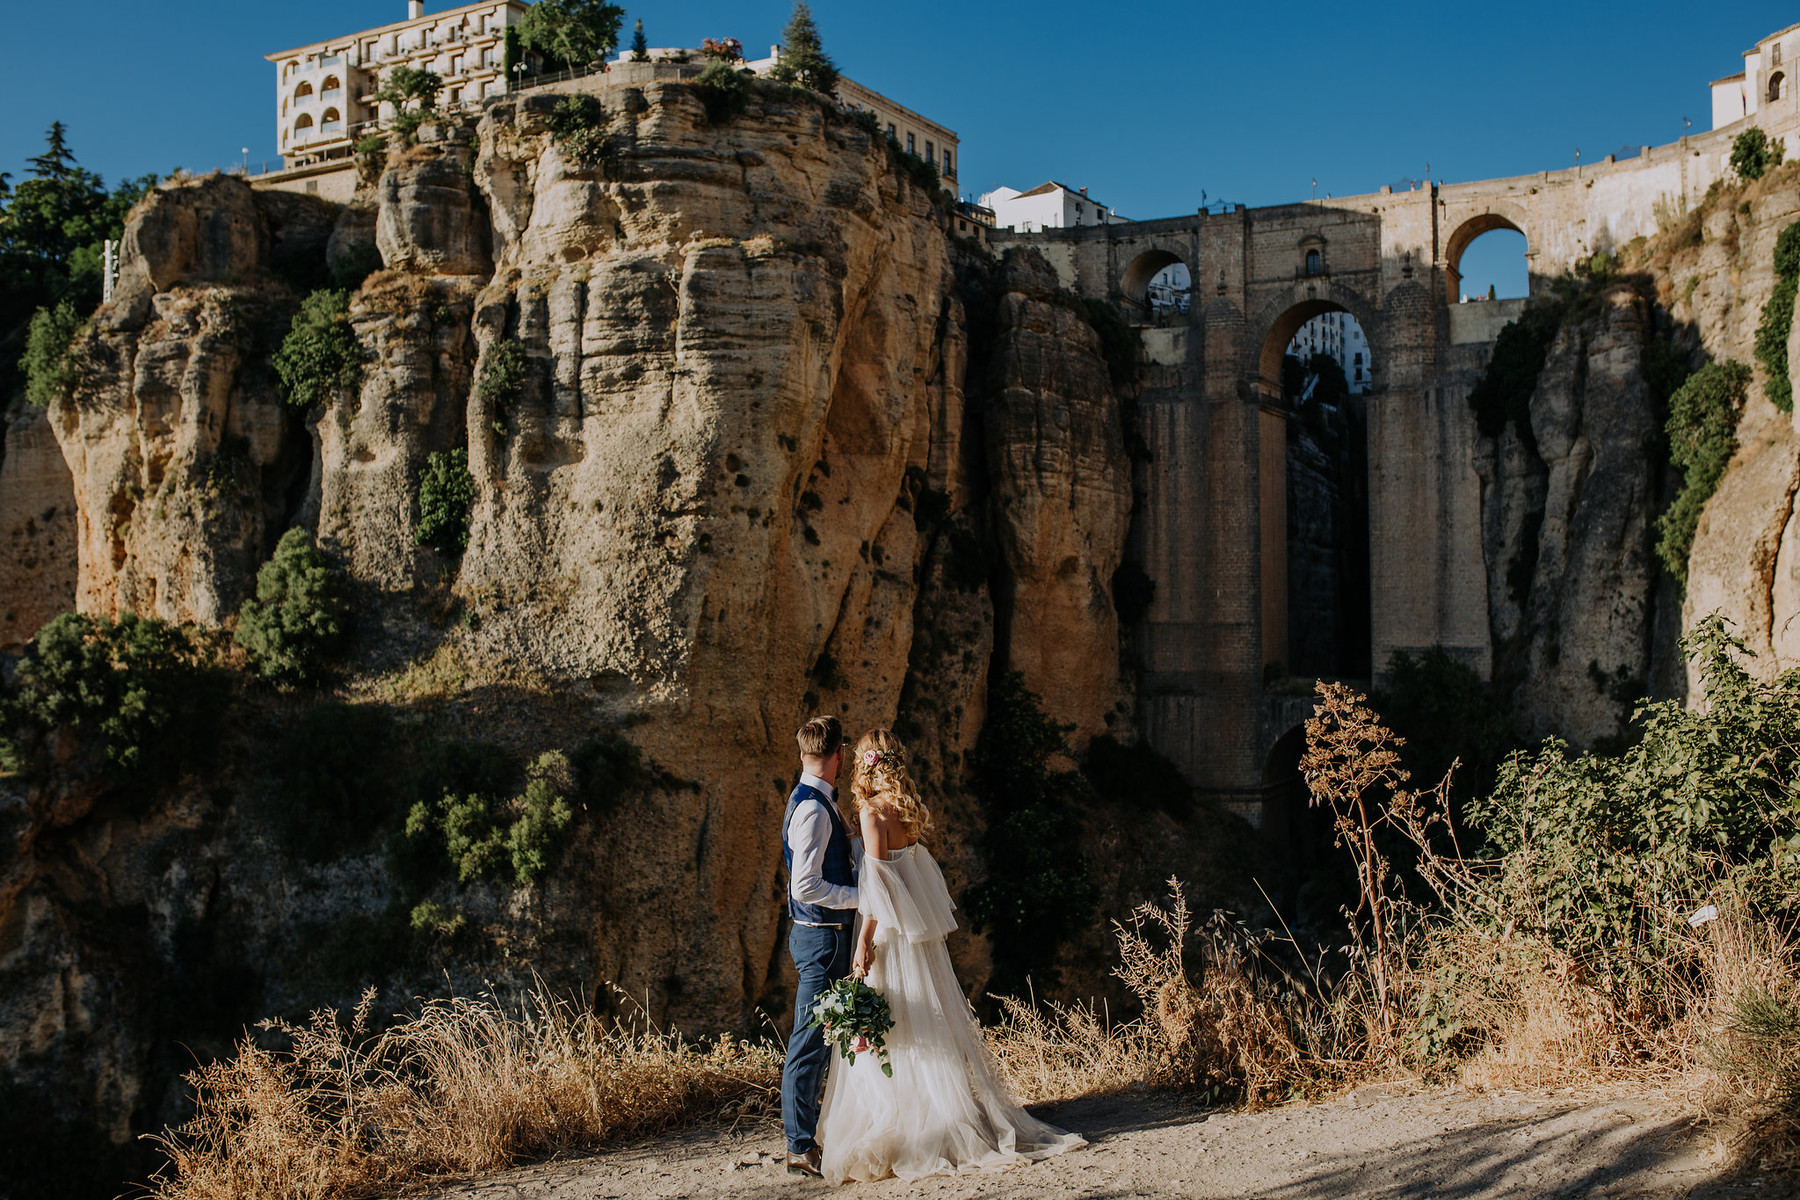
[796,715,843,760]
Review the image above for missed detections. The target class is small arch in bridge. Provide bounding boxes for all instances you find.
[1121,249,1189,320]
[1445,213,1528,305]
[1257,298,1355,392]
[1772,71,1787,103]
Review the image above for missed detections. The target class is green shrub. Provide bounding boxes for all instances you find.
[1655,361,1751,585]
[1467,614,1800,992]
[1755,221,1800,412]
[22,300,84,407]
[391,108,429,144]
[354,134,386,156]
[691,61,750,124]
[273,289,363,410]
[331,241,383,291]
[0,612,220,783]
[1467,298,1564,441]
[376,66,443,112]
[416,448,475,557]
[1372,645,1518,808]
[518,0,624,70]
[275,702,394,860]
[965,672,1097,991]
[403,750,575,886]
[544,94,618,166]
[477,340,529,434]
[1731,127,1786,182]
[235,528,350,685]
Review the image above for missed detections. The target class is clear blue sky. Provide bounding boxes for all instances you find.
[2,1,1789,296]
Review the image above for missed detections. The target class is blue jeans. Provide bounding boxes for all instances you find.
[781,922,851,1154]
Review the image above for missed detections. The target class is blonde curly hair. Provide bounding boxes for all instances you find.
[847,729,933,840]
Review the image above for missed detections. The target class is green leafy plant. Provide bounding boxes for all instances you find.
[691,61,750,124]
[966,672,1097,991]
[544,94,617,167]
[404,750,575,886]
[807,976,895,1076]
[629,18,648,61]
[1655,360,1752,585]
[353,134,386,156]
[477,339,529,433]
[1755,221,1800,412]
[332,242,383,292]
[1731,126,1786,182]
[0,612,220,784]
[235,528,350,686]
[273,289,363,410]
[376,66,443,113]
[416,448,476,557]
[1466,298,1564,441]
[1372,646,1519,811]
[768,2,838,96]
[518,0,624,69]
[21,299,84,406]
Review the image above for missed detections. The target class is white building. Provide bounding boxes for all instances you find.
[1147,263,1190,316]
[1712,22,1800,129]
[267,0,530,167]
[979,182,1122,232]
[1287,312,1371,395]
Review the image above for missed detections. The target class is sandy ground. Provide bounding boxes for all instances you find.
[420,1082,1792,1199]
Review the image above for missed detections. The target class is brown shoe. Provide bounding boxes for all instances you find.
[787,1147,823,1177]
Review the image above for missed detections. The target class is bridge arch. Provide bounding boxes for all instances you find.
[1445,210,1528,305]
[1250,285,1378,396]
[1120,247,1190,318]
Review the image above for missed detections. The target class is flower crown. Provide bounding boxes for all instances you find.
[860,747,905,770]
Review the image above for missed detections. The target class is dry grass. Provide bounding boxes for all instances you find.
[144,985,778,1200]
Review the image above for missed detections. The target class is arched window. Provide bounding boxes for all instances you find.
[294,113,315,142]
[295,80,315,100]
[321,107,342,132]
[1771,71,1787,102]
[1305,249,1322,275]
[322,75,342,93]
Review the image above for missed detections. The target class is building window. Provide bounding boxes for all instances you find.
[1772,71,1787,102]
[1775,42,1785,65]
[943,150,953,175]
[1306,249,1322,275]
[887,123,896,137]
[906,133,915,154]
[295,81,315,100]
[1353,352,1363,365]
[925,139,933,163]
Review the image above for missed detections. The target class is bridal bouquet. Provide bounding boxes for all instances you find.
[807,976,895,1077]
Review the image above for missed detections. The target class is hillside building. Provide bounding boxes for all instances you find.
[1286,312,1372,395]
[267,0,530,167]
[1712,22,1800,129]
[981,182,1122,232]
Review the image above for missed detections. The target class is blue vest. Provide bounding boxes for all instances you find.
[781,782,857,926]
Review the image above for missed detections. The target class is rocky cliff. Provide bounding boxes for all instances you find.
[0,78,1216,1193]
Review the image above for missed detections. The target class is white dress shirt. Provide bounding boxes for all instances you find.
[787,772,861,914]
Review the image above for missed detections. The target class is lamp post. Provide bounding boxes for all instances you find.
[512,61,527,92]
[242,147,250,175]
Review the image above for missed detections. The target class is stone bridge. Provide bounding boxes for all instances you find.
[990,114,1782,828]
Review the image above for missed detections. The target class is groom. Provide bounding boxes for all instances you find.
[780,715,859,1178]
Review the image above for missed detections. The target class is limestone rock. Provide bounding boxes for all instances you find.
[0,405,78,648]
[376,139,491,277]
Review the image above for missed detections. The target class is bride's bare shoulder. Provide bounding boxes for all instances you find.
[857,804,915,851]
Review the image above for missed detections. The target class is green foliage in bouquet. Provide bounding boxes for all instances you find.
[807,976,895,1077]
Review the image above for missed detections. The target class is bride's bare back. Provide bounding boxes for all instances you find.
[858,804,917,858]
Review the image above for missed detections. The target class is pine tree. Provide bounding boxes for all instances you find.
[630,18,648,61]
[28,122,76,180]
[771,2,838,96]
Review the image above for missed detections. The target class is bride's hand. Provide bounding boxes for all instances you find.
[852,941,874,978]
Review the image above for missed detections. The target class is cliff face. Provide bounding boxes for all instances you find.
[1678,183,1800,682]
[1475,287,1671,746]
[0,407,77,648]
[0,79,1168,1182]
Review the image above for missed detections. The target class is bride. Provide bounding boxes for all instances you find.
[816,729,1085,1184]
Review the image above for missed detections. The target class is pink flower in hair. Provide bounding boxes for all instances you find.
[862,749,880,768]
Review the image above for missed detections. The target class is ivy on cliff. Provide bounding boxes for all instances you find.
[1655,360,1752,586]
[1754,221,1800,413]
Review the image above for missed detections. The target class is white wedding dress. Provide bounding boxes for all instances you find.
[817,843,1085,1183]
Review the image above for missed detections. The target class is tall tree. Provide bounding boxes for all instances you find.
[630,18,649,61]
[771,2,839,96]
[518,0,626,70]
[0,125,155,403]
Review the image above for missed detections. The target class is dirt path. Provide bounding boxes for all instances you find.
[421,1082,1781,1199]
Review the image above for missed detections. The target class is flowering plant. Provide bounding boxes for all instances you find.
[807,975,894,1077]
